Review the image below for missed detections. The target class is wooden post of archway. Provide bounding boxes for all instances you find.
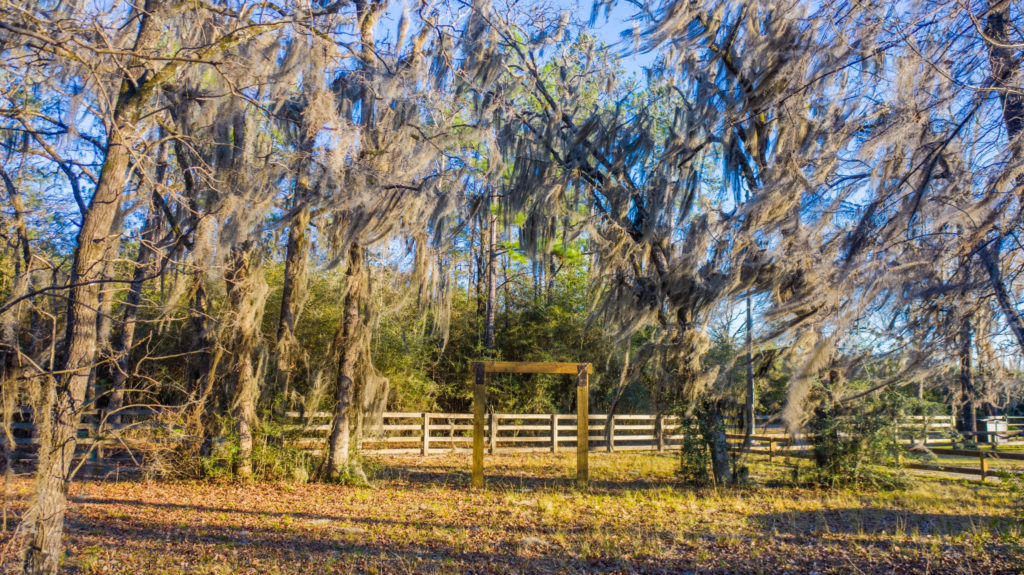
[471,361,593,488]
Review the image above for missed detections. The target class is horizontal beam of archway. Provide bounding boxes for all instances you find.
[477,361,593,374]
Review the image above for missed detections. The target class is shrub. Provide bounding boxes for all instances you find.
[807,390,907,488]
[250,418,317,482]
[674,414,712,486]
[140,413,316,482]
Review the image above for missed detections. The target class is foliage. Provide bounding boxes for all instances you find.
[142,415,316,483]
[674,414,712,486]
[250,421,318,483]
[807,391,909,489]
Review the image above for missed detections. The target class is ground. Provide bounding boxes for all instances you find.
[1,452,1021,574]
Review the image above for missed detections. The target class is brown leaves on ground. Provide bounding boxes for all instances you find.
[0,452,1021,574]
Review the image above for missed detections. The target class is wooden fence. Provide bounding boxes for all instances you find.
[283,411,967,454]
[288,411,1022,481]
[1008,416,1024,435]
[5,408,1022,481]
[0,409,980,454]
[2,407,162,450]
[902,447,1024,480]
[286,411,692,455]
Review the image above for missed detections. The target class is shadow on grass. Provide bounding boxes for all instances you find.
[59,508,686,574]
[55,499,1021,575]
[71,496,476,531]
[752,507,1018,537]
[371,461,684,493]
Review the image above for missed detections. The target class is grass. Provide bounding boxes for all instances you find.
[1,451,1021,574]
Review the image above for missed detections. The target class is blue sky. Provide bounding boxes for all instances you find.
[375,0,657,76]
[565,0,659,73]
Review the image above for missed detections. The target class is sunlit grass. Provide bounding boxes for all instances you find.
[0,452,1020,574]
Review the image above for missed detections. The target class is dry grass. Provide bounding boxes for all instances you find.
[1,452,1021,574]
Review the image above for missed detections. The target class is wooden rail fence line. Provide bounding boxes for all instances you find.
[0,410,964,454]
[5,409,1022,481]
[287,412,699,455]
[285,412,964,455]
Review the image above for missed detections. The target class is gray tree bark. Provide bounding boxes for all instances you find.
[959,319,977,439]
[20,3,164,571]
[327,242,365,478]
[484,189,498,355]
[703,401,732,487]
[980,4,1024,357]
[978,242,1024,355]
[274,204,310,409]
[106,205,160,424]
[273,136,314,410]
[742,295,755,450]
[224,244,268,479]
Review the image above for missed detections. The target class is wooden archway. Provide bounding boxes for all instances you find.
[471,361,594,487]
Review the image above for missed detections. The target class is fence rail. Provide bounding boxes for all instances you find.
[282,411,972,454]
[5,409,1022,481]
[286,411,701,455]
[0,409,985,453]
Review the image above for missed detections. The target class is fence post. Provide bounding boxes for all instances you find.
[448,416,455,453]
[473,362,486,487]
[94,409,105,462]
[980,452,989,480]
[489,412,497,454]
[655,414,664,452]
[576,364,589,486]
[550,414,558,453]
[422,412,431,456]
[768,440,774,463]
[607,414,615,452]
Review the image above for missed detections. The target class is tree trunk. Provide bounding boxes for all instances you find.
[180,270,218,442]
[703,401,732,487]
[20,3,164,570]
[0,165,33,522]
[224,244,268,479]
[274,203,310,410]
[327,243,364,479]
[21,114,128,575]
[959,318,977,440]
[273,128,315,410]
[474,214,483,311]
[94,237,121,356]
[106,206,160,425]
[484,190,498,355]
[742,295,755,450]
[87,242,120,405]
[0,165,33,393]
[978,242,1024,355]
[473,213,484,349]
[604,342,631,446]
[985,5,1024,144]
[981,5,1024,357]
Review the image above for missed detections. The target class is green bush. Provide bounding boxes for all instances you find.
[807,390,907,489]
[142,415,317,482]
[251,419,317,482]
[674,414,712,486]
